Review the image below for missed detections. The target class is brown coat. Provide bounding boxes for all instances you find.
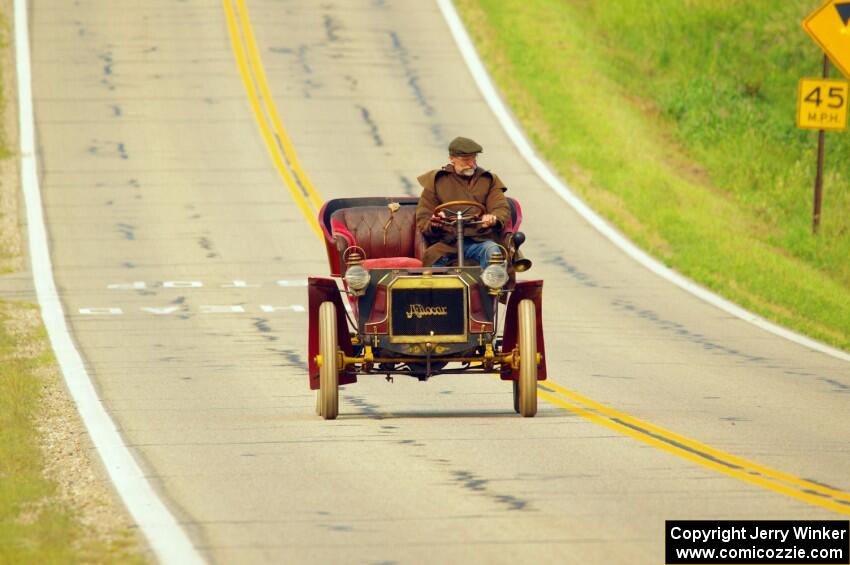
[415,165,510,266]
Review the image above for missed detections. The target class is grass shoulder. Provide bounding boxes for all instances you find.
[455,0,850,351]
[0,303,144,564]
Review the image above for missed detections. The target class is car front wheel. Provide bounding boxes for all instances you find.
[517,299,537,417]
[318,301,339,420]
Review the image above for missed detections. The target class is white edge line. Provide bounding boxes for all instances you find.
[436,0,850,364]
[13,1,206,563]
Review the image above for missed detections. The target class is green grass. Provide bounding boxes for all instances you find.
[0,305,80,564]
[456,0,850,350]
[0,305,143,565]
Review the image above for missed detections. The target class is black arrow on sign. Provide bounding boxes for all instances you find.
[835,2,850,25]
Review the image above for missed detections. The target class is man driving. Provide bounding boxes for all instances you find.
[415,137,511,267]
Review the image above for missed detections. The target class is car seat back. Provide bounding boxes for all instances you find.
[330,205,425,260]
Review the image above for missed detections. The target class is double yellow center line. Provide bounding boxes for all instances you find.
[540,381,850,515]
[223,0,324,237]
[222,1,850,517]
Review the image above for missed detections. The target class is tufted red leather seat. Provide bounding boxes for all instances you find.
[330,205,426,269]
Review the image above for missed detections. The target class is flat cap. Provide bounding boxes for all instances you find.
[448,136,483,156]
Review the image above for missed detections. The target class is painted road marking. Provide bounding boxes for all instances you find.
[78,305,305,315]
[141,307,181,315]
[79,308,124,315]
[222,279,261,288]
[107,281,147,289]
[106,278,308,289]
[234,0,323,211]
[260,304,306,313]
[163,281,203,288]
[200,305,247,314]
[223,0,850,517]
[539,381,850,516]
[94,277,309,315]
[222,0,323,237]
[14,0,205,562]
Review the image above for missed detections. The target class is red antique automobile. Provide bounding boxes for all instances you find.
[308,196,546,419]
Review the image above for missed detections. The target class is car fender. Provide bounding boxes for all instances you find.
[501,280,547,381]
[308,277,357,390]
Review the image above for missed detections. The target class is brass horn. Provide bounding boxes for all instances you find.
[513,249,532,272]
[510,231,532,272]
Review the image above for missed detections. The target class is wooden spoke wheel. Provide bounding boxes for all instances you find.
[517,299,538,417]
[318,301,339,420]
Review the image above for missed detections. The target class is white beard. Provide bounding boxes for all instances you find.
[460,167,475,177]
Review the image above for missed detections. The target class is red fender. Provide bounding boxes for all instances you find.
[501,280,547,381]
[308,277,357,390]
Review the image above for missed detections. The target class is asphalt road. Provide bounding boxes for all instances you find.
[28,0,850,563]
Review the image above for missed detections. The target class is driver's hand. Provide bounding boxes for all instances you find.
[430,210,447,228]
[480,214,497,229]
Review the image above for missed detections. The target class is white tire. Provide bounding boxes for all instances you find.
[318,301,339,420]
[517,299,537,417]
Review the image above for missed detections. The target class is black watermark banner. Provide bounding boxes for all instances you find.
[666,521,849,564]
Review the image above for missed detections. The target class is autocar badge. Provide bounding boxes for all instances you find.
[405,304,448,319]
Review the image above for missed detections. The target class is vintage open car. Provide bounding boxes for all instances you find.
[308,196,546,419]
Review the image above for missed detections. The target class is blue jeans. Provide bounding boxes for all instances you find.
[433,238,500,267]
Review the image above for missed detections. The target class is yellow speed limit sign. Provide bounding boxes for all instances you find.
[797,78,849,130]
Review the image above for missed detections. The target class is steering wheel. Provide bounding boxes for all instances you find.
[433,200,486,222]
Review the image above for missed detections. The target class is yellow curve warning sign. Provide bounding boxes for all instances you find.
[803,0,850,78]
[797,78,849,130]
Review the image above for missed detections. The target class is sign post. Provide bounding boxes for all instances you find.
[801,0,850,233]
[815,57,829,234]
